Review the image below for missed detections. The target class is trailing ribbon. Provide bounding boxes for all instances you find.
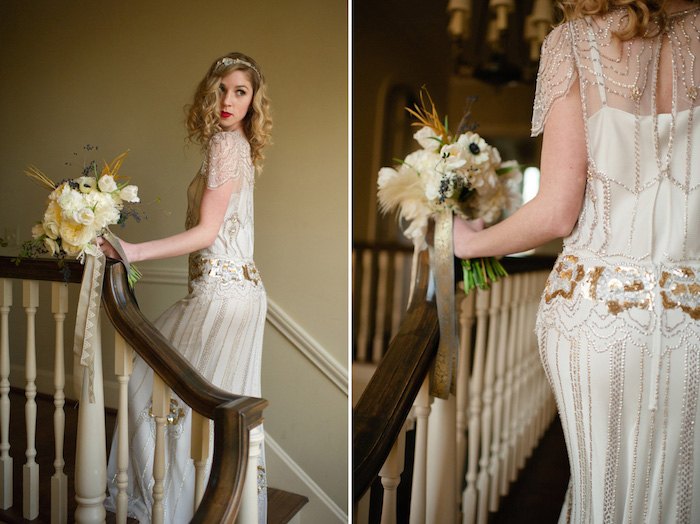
[428,211,458,399]
[73,231,132,403]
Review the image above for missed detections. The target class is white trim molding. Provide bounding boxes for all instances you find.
[140,265,349,395]
[265,432,348,523]
[266,298,348,395]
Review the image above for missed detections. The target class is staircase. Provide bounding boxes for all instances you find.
[0,389,307,524]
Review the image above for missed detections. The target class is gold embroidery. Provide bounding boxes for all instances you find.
[583,266,654,315]
[660,268,700,320]
[545,255,585,303]
[191,256,261,286]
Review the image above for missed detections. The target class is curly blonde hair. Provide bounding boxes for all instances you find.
[557,0,700,39]
[185,52,273,168]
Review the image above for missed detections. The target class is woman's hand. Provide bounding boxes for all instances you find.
[97,236,138,262]
[453,215,484,259]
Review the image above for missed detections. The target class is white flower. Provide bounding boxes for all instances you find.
[59,220,94,248]
[31,223,45,240]
[61,241,83,258]
[44,237,59,256]
[457,132,490,166]
[57,189,85,216]
[43,201,62,239]
[73,208,95,226]
[119,185,139,203]
[75,176,97,194]
[440,143,467,170]
[413,126,443,151]
[98,175,118,193]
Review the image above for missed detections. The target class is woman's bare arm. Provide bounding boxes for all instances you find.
[453,80,588,259]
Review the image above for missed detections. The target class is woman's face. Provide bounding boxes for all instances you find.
[218,69,254,134]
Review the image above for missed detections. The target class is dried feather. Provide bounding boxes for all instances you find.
[23,165,57,191]
[405,87,450,142]
[102,150,130,180]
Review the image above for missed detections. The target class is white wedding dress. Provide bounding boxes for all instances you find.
[104,131,267,523]
[534,7,700,523]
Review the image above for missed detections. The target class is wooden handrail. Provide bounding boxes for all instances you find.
[353,250,439,500]
[351,251,557,502]
[0,255,268,522]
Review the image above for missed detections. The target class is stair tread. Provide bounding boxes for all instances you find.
[268,487,309,524]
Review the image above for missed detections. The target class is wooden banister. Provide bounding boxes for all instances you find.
[352,251,557,503]
[353,250,439,500]
[0,255,268,522]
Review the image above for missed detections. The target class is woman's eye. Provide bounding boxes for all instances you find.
[236,89,246,96]
[219,84,225,92]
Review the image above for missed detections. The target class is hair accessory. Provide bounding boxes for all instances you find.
[215,57,260,79]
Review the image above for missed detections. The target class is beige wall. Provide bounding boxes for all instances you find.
[0,0,348,521]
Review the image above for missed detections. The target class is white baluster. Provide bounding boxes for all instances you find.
[372,250,390,361]
[489,277,511,511]
[462,288,490,524]
[114,333,133,524]
[514,273,530,474]
[456,289,475,512]
[505,274,523,488]
[23,280,39,520]
[74,315,106,524]
[356,250,374,362]
[409,376,431,524]
[477,282,500,524]
[237,425,264,524]
[191,410,210,511]
[151,373,170,524]
[0,279,11,510]
[427,394,458,524]
[379,424,406,524]
[51,282,68,524]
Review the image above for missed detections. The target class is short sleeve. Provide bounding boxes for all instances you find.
[531,23,578,137]
[204,132,250,189]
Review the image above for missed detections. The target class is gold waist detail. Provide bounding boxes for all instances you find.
[544,255,700,320]
[190,256,261,286]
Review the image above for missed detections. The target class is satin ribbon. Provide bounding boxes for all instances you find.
[428,211,458,399]
[73,230,132,403]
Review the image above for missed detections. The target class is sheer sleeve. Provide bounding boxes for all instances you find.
[531,23,578,137]
[204,132,251,190]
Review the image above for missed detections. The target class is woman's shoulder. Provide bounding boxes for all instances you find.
[208,131,252,157]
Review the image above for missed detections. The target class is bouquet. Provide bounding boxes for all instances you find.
[377,89,522,293]
[20,150,142,283]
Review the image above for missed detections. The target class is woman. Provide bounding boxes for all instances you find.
[453,1,700,522]
[101,52,272,523]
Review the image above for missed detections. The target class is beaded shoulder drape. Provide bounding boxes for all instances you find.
[533,7,700,523]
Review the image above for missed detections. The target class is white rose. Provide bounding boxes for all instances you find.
[414,126,443,151]
[119,185,139,203]
[57,189,85,216]
[61,241,83,258]
[75,176,97,194]
[421,169,443,201]
[59,220,94,248]
[31,223,45,239]
[73,208,95,226]
[43,201,62,239]
[44,237,60,256]
[98,175,118,193]
[404,149,441,176]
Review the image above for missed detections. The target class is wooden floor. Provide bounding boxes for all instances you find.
[0,388,307,524]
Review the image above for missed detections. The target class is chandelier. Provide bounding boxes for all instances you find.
[447,0,555,86]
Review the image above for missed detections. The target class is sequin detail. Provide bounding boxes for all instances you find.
[191,256,261,286]
[660,267,700,320]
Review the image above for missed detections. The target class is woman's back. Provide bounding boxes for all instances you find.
[533,7,700,264]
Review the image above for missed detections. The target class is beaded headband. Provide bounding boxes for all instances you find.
[215,57,261,79]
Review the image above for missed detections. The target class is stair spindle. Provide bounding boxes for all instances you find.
[114,333,133,524]
[379,424,406,524]
[151,373,170,524]
[409,377,431,524]
[23,280,39,520]
[51,282,68,524]
[0,279,11,510]
[191,410,211,511]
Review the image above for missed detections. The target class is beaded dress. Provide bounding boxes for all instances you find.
[104,131,267,523]
[533,7,700,523]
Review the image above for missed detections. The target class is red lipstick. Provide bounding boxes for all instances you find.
[221,111,232,118]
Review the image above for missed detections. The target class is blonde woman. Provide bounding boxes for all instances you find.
[101,52,272,523]
[453,1,700,521]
